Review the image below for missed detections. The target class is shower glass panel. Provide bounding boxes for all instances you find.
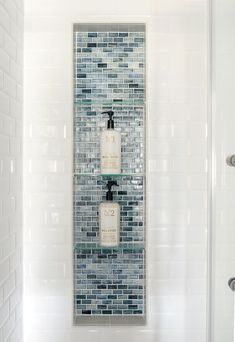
[212,0,235,341]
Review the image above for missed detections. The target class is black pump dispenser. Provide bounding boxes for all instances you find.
[106,180,118,201]
[102,110,114,129]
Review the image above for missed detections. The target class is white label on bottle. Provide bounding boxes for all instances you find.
[100,204,119,246]
[101,131,121,173]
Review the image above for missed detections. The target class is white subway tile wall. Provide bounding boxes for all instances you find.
[24,0,208,341]
[0,0,23,341]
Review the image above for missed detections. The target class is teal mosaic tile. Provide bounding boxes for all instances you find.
[73,26,145,319]
[74,247,145,316]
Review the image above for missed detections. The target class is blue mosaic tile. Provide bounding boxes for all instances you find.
[74,247,145,316]
[74,175,144,244]
[73,26,146,319]
[74,29,145,174]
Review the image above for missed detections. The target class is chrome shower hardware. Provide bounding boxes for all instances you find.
[228,278,235,291]
[226,155,235,167]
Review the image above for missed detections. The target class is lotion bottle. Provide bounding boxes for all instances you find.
[99,180,120,247]
[100,111,121,174]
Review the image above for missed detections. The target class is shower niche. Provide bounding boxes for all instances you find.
[73,23,146,325]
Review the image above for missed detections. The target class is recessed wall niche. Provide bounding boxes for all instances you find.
[73,23,146,325]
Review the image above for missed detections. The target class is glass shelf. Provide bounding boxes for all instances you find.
[74,99,145,106]
[74,243,145,253]
[73,173,144,177]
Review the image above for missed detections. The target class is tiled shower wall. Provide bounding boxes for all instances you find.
[74,176,145,318]
[73,26,146,319]
[0,0,23,341]
[24,0,208,342]
[74,28,145,175]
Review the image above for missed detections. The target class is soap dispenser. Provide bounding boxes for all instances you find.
[99,180,120,247]
[100,110,121,174]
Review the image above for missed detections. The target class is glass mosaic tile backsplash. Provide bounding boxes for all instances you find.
[74,175,144,244]
[73,23,146,323]
[74,104,144,174]
[74,246,145,316]
[74,24,145,175]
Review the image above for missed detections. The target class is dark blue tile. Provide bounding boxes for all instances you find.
[88,32,97,37]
